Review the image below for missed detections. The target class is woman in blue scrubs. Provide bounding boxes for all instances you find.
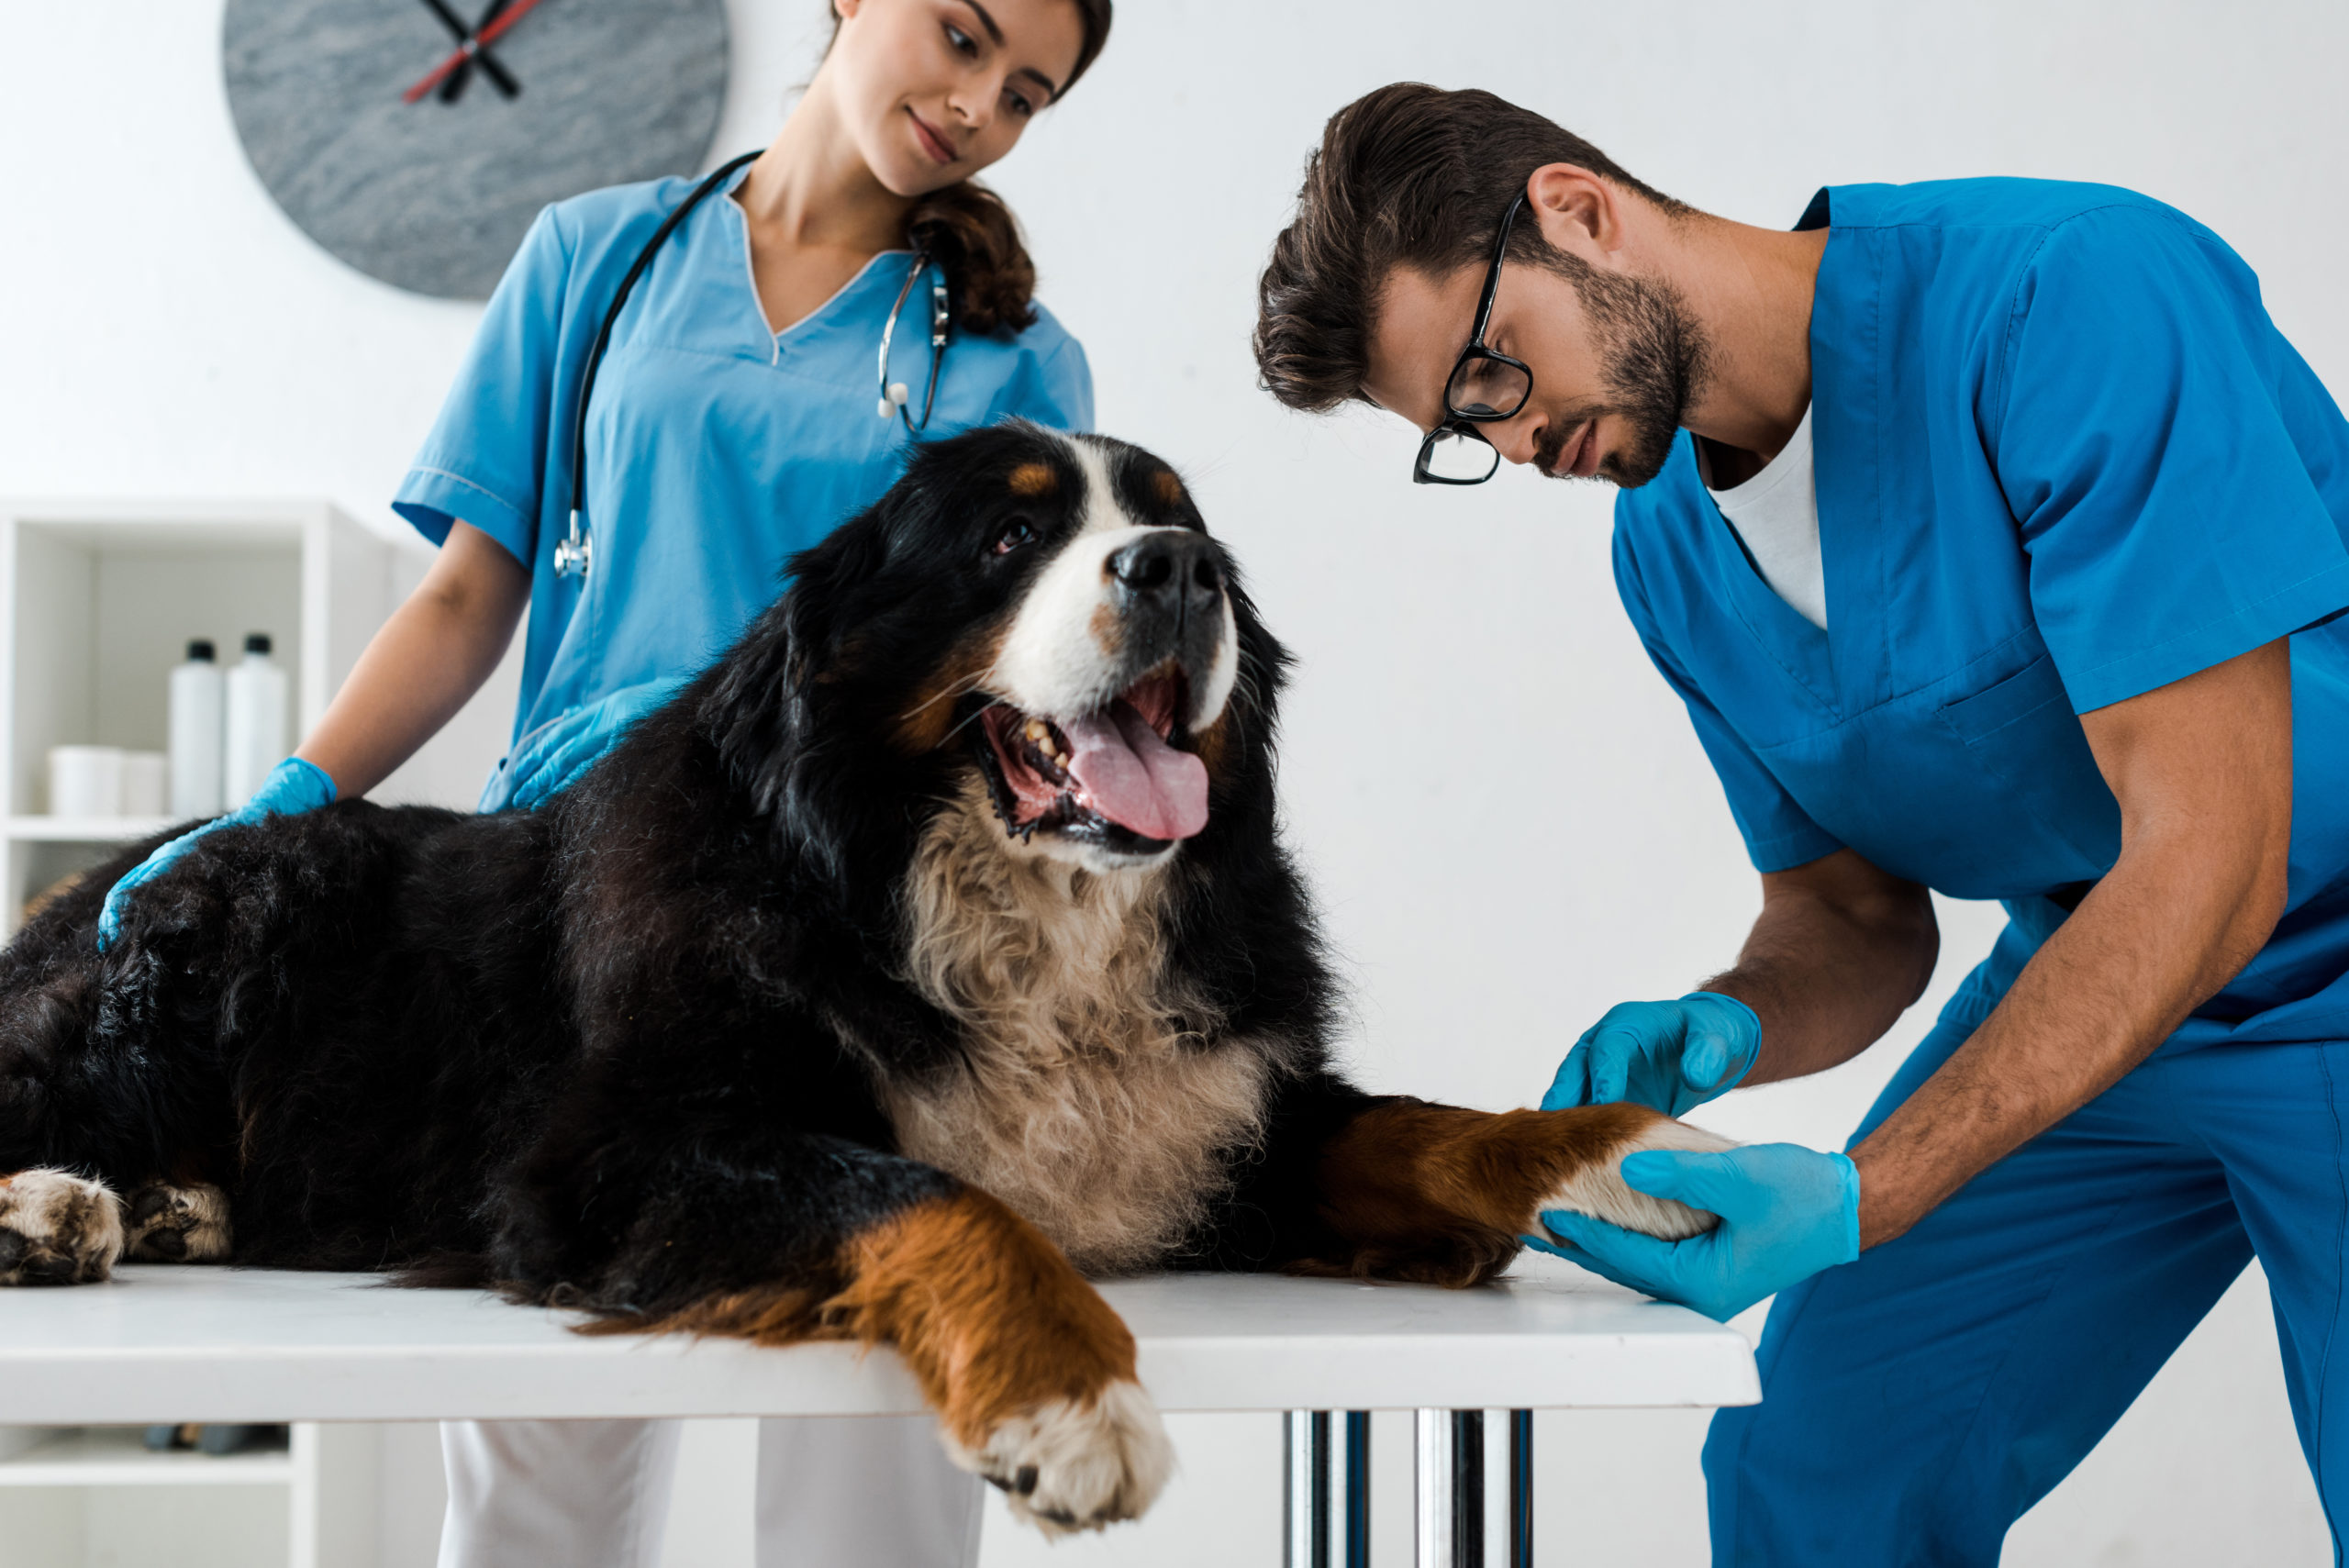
[107,2,1109,1563]
[1255,84,2349,1563]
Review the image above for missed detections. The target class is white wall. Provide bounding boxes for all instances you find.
[5,0,2345,1562]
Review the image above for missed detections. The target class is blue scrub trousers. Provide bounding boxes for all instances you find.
[1704,1018,2349,1564]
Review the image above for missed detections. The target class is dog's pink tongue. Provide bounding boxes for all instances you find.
[1060,702,1209,841]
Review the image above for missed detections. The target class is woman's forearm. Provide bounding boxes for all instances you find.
[294,521,530,798]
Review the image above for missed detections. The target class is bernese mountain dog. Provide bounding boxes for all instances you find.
[0,423,1729,1535]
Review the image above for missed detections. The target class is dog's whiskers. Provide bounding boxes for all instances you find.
[942,695,1008,745]
[898,666,996,725]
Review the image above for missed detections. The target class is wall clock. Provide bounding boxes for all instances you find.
[224,0,729,300]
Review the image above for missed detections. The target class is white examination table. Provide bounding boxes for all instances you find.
[0,1257,1756,1565]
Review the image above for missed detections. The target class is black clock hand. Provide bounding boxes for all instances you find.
[401,0,545,104]
[440,0,518,101]
[416,0,519,100]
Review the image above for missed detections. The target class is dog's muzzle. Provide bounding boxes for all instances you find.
[1106,531,1225,689]
[976,525,1238,858]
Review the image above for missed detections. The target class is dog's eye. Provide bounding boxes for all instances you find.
[992,519,1037,556]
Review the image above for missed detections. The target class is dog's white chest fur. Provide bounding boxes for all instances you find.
[885,794,1268,1273]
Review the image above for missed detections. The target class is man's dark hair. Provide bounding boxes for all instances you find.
[1253,83,1687,412]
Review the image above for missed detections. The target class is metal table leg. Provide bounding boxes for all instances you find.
[1508,1409,1532,1568]
[1415,1408,1483,1566]
[1286,1409,1333,1568]
[1345,1410,1372,1568]
[1302,1406,1529,1565]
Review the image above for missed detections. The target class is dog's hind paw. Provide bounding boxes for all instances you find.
[954,1380,1174,1536]
[125,1182,232,1262]
[0,1168,125,1284]
[1541,1111,1738,1241]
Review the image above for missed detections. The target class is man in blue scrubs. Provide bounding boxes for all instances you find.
[1253,83,2349,1562]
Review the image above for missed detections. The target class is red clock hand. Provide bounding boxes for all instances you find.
[402,0,547,105]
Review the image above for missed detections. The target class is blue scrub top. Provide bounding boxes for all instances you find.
[392,169,1093,770]
[1615,178,2349,1051]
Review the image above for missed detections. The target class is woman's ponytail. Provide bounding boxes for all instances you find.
[907,182,1037,337]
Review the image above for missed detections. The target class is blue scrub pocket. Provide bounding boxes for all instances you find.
[1933,644,2121,881]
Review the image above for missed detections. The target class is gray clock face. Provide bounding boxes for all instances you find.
[224,0,729,300]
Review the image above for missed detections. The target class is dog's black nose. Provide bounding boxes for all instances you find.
[1108,531,1221,608]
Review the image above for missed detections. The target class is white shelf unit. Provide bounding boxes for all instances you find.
[0,499,391,937]
[0,1423,378,1568]
[0,504,395,1561]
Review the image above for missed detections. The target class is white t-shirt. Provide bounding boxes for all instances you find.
[1704,404,1826,631]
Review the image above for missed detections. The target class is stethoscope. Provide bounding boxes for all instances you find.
[553,150,952,580]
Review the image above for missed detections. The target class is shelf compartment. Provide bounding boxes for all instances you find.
[0,499,391,938]
[0,1427,295,1488]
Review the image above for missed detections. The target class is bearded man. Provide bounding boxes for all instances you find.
[1254,83,2349,1564]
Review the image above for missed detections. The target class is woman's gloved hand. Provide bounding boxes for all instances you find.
[1528,1142,1860,1322]
[478,676,686,813]
[1541,992,1762,1117]
[507,678,683,809]
[96,757,336,950]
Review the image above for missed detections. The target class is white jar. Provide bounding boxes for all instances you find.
[48,746,125,818]
[120,751,169,817]
[223,633,288,809]
[169,638,227,817]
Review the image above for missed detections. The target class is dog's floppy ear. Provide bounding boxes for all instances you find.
[705,511,893,895]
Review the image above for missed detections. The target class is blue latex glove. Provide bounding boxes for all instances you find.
[96,757,336,950]
[478,676,685,813]
[1542,992,1761,1117]
[1529,1143,1860,1322]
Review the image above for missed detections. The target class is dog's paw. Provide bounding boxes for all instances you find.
[125,1182,232,1262]
[0,1168,125,1284]
[1542,1114,1737,1241]
[952,1380,1174,1536]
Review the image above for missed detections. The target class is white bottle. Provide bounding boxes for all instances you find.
[222,633,287,809]
[169,639,226,817]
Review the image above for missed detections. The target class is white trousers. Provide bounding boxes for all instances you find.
[436,1417,985,1568]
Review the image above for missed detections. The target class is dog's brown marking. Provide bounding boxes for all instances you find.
[1088,601,1126,662]
[1300,1099,1683,1287]
[597,1184,1169,1529]
[1150,469,1186,507]
[605,1187,1132,1449]
[1187,713,1230,777]
[831,1188,1137,1445]
[896,625,1008,755]
[1008,462,1058,498]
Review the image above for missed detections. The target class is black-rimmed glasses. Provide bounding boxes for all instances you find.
[1412,194,1534,485]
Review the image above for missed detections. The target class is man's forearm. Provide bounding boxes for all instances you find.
[1849,833,2284,1247]
[1708,851,1938,1086]
[1847,639,2295,1249]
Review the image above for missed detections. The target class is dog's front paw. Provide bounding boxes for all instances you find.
[953,1379,1174,1536]
[1541,1108,1736,1241]
[125,1182,232,1262]
[0,1168,125,1284]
